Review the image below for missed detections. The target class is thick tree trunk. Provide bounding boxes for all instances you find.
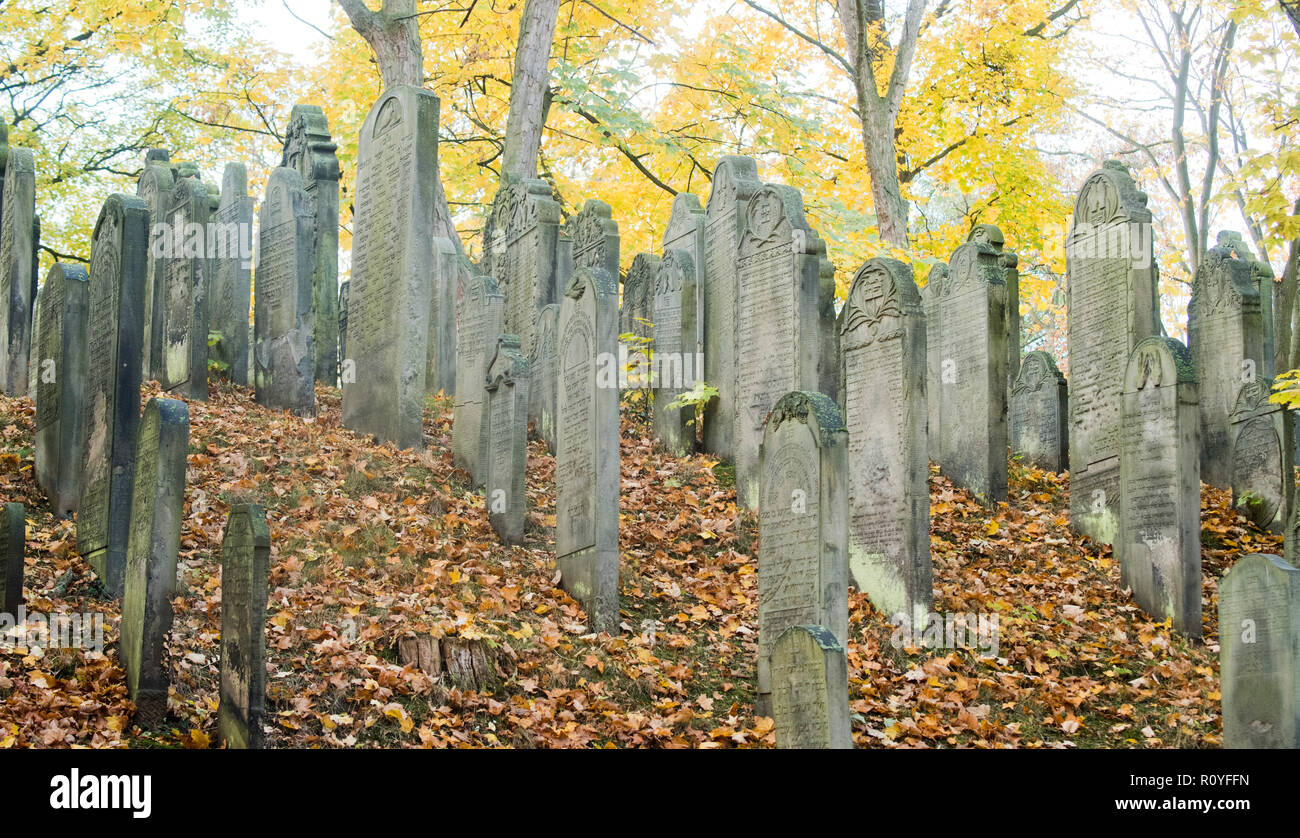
[501,0,561,179]
[1282,1,1300,40]
[859,103,909,248]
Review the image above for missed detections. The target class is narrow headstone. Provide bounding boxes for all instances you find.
[1009,350,1069,472]
[426,237,458,395]
[620,252,658,342]
[652,249,699,456]
[209,164,254,385]
[1,503,22,617]
[451,274,504,481]
[159,176,211,400]
[137,152,175,380]
[816,256,839,403]
[770,625,852,748]
[1229,378,1294,533]
[0,146,35,396]
[921,264,948,458]
[1219,231,1276,379]
[565,199,620,280]
[218,504,270,749]
[337,280,349,379]
[535,303,560,452]
[969,224,1020,390]
[34,263,89,517]
[483,177,560,358]
[480,335,530,545]
[661,191,706,365]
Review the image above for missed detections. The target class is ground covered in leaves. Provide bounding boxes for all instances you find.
[0,379,1277,748]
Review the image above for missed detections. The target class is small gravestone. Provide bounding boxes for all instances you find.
[1230,378,1294,533]
[341,86,438,450]
[1118,336,1200,637]
[0,146,35,396]
[452,274,504,481]
[137,151,175,380]
[34,263,89,517]
[565,199,620,281]
[78,194,149,597]
[921,264,948,457]
[770,625,852,749]
[556,266,620,632]
[253,167,317,416]
[483,177,560,359]
[838,258,932,626]
[1,503,22,616]
[159,176,211,400]
[337,280,349,378]
[209,164,254,385]
[620,252,658,342]
[652,249,699,456]
[120,397,188,725]
[535,303,560,452]
[661,192,706,364]
[480,335,530,545]
[757,391,848,716]
[969,224,1020,390]
[1009,350,1069,472]
[218,504,270,749]
[1219,553,1300,748]
[426,237,458,395]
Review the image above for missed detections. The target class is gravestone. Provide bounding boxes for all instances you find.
[426,237,457,395]
[34,263,89,518]
[159,176,211,400]
[969,224,1020,390]
[838,258,932,627]
[78,194,149,597]
[921,264,948,457]
[702,156,761,459]
[620,252,658,342]
[1229,378,1294,534]
[652,249,699,456]
[253,167,317,416]
[555,266,620,633]
[535,304,560,452]
[757,391,848,716]
[1118,336,1200,637]
[1066,161,1161,545]
[1217,230,1276,380]
[770,625,852,749]
[451,274,504,481]
[936,241,1008,504]
[661,191,706,364]
[137,152,175,380]
[1009,350,1069,472]
[565,199,620,280]
[337,280,349,378]
[341,86,438,451]
[1188,239,1265,488]
[209,164,254,385]
[0,146,34,396]
[281,104,341,385]
[480,335,530,545]
[120,397,188,725]
[482,177,560,358]
[218,504,270,749]
[1219,553,1300,748]
[1,503,22,617]
[734,184,827,509]
[817,256,839,403]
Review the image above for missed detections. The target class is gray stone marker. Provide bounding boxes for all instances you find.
[480,335,530,546]
[452,273,504,482]
[159,176,211,400]
[921,263,948,457]
[661,192,706,364]
[137,151,176,380]
[78,194,149,597]
[1229,378,1294,534]
[1189,239,1266,488]
[1,502,22,617]
[565,199,620,281]
[702,156,761,460]
[652,249,699,456]
[757,391,848,717]
[838,258,932,628]
[555,266,620,633]
[34,263,89,518]
[337,280,349,378]
[1009,350,1068,472]
[969,224,1020,391]
[121,397,188,725]
[253,167,317,416]
[1218,231,1276,379]
[218,504,270,749]
[1118,336,1200,637]
[426,237,458,395]
[620,251,658,343]
[936,241,1008,504]
[341,86,438,451]
[734,184,827,509]
[1219,553,1300,748]
[483,177,560,359]
[535,303,560,452]
[282,104,341,385]
[209,164,253,385]
[1066,161,1161,545]
[770,624,852,749]
[0,146,35,396]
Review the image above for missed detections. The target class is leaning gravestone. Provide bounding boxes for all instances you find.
[480,335,530,546]
[757,391,848,717]
[120,397,188,725]
[482,177,560,358]
[1220,553,1300,748]
[555,266,620,633]
[1,502,22,617]
[451,273,504,481]
[426,237,457,395]
[771,624,852,749]
[838,258,932,627]
[661,192,706,362]
[341,86,438,451]
[159,176,211,400]
[253,167,316,416]
[0,146,35,396]
[209,164,254,385]
[652,249,699,456]
[1118,336,1201,637]
[218,504,270,749]
[969,224,1020,390]
[620,252,658,343]
[1229,378,1294,534]
[34,263,89,518]
[1009,350,1069,473]
[921,264,948,457]
[137,151,175,380]
[337,280,349,378]
[734,184,826,509]
[534,303,560,452]
[1066,161,1161,545]
[78,194,149,597]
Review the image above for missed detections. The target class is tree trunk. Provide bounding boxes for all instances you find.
[859,102,909,248]
[1282,1,1300,40]
[501,0,561,179]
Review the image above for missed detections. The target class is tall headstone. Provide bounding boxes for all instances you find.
[137,152,175,380]
[969,224,1020,389]
[921,263,948,457]
[482,178,560,358]
[565,199,620,280]
[426,237,457,395]
[451,273,504,481]
[1,502,22,617]
[535,303,560,452]
[1217,230,1276,379]
[1118,336,1200,637]
[78,194,148,597]
[770,625,852,749]
[480,335,530,546]
[0,146,34,396]
[337,280,349,378]
[218,504,270,749]
[555,266,620,633]
[1009,350,1069,473]
[120,397,188,724]
[1066,161,1160,545]
[34,263,89,518]
[652,249,699,456]
[209,164,253,385]
[1229,378,1294,534]
[159,176,210,400]
[660,191,706,364]
[253,167,316,416]
[341,86,439,450]
[620,252,658,342]
[816,256,839,403]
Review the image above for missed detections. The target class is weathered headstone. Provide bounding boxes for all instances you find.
[0,146,35,396]
[1229,378,1294,533]
[451,273,504,481]
[969,224,1020,390]
[337,280,349,378]
[209,163,254,385]
[535,303,560,452]
[921,263,948,457]
[253,167,317,416]
[652,249,699,456]
[426,237,458,395]
[620,252,658,342]
[217,504,270,749]
[480,335,530,545]
[34,263,89,518]
[555,266,620,632]
[660,191,706,364]
[159,176,211,400]
[1066,161,1161,545]
[137,151,175,380]
[341,86,438,450]
[1,503,22,617]
[1217,230,1276,380]
[120,397,188,725]
[1009,350,1069,472]
[1118,336,1200,637]
[78,194,149,597]
[838,258,932,627]
[482,177,560,358]
[565,199,620,280]
[1219,553,1300,748]
[770,625,852,748]
[817,256,839,403]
